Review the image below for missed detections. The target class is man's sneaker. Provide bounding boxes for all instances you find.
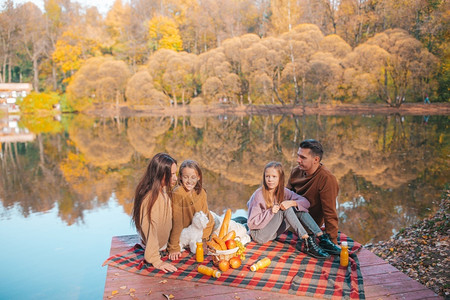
[297,236,330,259]
[318,233,341,255]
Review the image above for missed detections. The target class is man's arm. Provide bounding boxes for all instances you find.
[319,175,339,244]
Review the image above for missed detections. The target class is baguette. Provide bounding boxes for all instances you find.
[206,240,222,251]
[213,236,227,250]
[222,230,236,242]
[218,209,232,238]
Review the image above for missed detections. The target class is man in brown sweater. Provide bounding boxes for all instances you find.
[287,139,341,254]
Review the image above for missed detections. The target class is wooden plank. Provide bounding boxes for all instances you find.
[360,263,400,276]
[357,249,390,267]
[364,279,439,299]
[104,235,443,300]
[362,270,411,286]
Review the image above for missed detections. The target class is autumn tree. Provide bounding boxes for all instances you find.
[16,2,48,91]
[106,0,149,70]
[148,15,183,51]
[66,56,131,110]
[241,37,287,104]
[163,52,197,106]
[270,0,303,34]
[366,29,438,106]
[342,43,389,102]
[125,70,170,106]
[280,24,324,105]
[0,0,19,83]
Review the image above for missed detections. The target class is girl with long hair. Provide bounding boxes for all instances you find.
[167,160,214,260]
[132,153,178,272]
[247,162,335,259]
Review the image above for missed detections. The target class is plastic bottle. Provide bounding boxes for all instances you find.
[196,241,204,263]
[340,241,349,267]
[198,265,221,278]
[250,257,271,271]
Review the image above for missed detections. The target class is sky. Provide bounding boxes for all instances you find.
[3,0,124,16]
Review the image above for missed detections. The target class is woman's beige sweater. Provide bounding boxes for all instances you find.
[140,190,172,268]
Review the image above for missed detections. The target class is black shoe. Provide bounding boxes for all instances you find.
[318,234,341,255]
[298,236,330,259]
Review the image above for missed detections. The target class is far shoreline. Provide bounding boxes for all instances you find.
[86,102,450,117]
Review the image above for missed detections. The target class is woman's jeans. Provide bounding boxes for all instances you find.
[250,208,322,244]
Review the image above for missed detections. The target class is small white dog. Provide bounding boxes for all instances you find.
[179,211,209,254]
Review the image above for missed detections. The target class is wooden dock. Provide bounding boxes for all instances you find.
[103,235,442,299]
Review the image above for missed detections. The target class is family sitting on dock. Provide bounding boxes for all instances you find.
[131,139,341,273]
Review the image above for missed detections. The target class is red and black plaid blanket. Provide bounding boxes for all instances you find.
[103,232,365,299]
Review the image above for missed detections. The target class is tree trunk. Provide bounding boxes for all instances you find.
[8,57,12,82]
[288,41,300,106]
[172,88,177,108]
[33,57,39,91]
[52,63,57,91]
[302,76,306,106]
[1,55,6,83]
[182,89,185,106]
[272,69,285,105]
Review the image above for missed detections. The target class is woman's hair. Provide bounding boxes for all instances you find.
[178,159,203,195]
[132,153,177,240]
[262,161,285,208]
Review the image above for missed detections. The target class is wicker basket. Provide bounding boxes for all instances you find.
[208,247,239,266]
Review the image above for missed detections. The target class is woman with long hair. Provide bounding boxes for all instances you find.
[132,153,178,273]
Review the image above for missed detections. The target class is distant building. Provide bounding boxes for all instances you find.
[0,83,32,113]
[0,115,35,143]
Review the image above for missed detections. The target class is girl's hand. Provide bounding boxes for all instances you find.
[280,201,296,210]
[272,204,280,214]
[169,252,181,260]
[157,262,178,273]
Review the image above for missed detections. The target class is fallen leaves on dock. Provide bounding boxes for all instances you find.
[367,191,449,298]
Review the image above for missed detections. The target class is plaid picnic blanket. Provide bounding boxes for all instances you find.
[103,232,365,299]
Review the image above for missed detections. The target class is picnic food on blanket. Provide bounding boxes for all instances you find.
[196,241,204,262]
[207,210,246,267]
[229,257,242,269]
[213,236,227,250]
[340,241,349,267]
[218,259,230,272]
[209,246,239,266]
[235,238,246,261]
[250,257,271,271]
[206,240,222,251]
[222,230,236,242]
[198,265,221,278]
[218,209,232,238]
[225,238,237,249]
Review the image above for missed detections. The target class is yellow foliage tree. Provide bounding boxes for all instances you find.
[52,39,82,75]
[18,92,60,113]
[148,15,183,51]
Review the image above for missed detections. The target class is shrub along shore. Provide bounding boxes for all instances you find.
[367,191,449,298]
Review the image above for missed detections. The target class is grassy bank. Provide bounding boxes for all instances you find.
[86,102,450,117]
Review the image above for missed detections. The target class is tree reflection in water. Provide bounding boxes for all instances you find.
[0,113,448,243]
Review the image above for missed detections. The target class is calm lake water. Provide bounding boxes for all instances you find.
[0,112,448,299]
